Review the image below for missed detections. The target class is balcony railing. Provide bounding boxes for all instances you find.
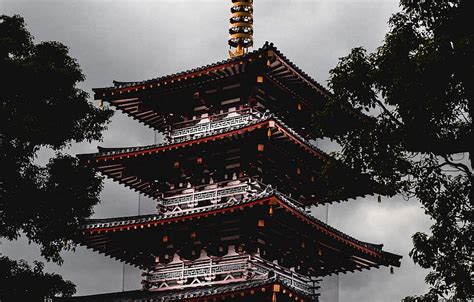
[168,108,263,140]
[160,182,251,207]
[143,252,318,295]
[147,254,249,283]
[157,178,264,214]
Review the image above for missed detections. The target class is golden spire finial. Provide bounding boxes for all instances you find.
[228,0,253,58]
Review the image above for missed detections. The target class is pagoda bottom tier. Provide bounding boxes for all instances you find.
[76,188,401,288]
[55,276,319,302]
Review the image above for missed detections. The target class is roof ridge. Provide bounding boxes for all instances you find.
[93,43,272,92]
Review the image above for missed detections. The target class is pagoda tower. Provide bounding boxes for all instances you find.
[70,1,401,301]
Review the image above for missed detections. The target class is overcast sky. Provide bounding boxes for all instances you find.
[1,1,433,301]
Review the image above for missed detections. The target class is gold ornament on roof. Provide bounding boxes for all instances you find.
[228,0,253,57]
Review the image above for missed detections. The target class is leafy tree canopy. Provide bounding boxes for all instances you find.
[0,256,75,300]
[314,0,473,299]
[0,14,113,300]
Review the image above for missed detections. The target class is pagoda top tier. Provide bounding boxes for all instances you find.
[92,42,359,140]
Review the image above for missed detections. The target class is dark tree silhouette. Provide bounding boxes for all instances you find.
[0,256,75,300]
[313,1,473,300]
[0,14,113,300]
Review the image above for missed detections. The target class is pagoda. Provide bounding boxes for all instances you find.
[69,1,401,301]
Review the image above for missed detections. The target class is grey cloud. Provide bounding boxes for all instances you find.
[1,1,434,301]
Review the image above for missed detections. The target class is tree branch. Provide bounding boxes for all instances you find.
[441,155,472,176]
[405,136,472,155]
[375,98,405,127]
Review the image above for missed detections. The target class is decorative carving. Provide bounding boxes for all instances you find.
[158,178,264,214]
[143,249,318,295]
[168,110,262,141]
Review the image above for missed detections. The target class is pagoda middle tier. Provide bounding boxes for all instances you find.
[79,113,374,209]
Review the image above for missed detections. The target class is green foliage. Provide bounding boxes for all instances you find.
[0,256,75,301]
[0,14,113,299]
[313,0,473,299]
[410,156,472,299]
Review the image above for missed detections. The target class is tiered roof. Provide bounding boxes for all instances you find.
[72,42,401,301]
